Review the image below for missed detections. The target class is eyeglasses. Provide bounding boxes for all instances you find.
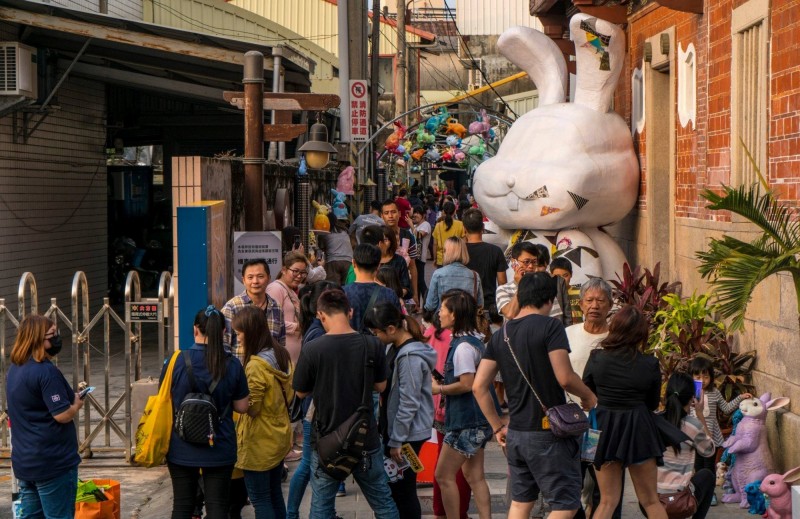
[286,267,308,277]
[517,259,538,267]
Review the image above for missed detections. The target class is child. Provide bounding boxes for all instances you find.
[690,357,752,505]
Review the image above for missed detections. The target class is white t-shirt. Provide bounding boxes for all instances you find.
[565,324,608,401]
[453,340,481,377]
[416,221,432,261]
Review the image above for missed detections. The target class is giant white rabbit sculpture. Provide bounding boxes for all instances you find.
[473,14,639,283]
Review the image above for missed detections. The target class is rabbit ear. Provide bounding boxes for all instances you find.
[498,26,567,106]
[784,466,800,483]
[766,397,790,411]
[569,13,625,113]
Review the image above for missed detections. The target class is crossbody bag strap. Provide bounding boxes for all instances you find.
[472,271,479,301]
[359,287,381,333]
[360,336,374,409]
[503,323,548,413]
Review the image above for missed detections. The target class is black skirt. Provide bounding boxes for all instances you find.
[592,404,665,469]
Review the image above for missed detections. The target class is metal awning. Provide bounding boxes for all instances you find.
[0,0,316,103]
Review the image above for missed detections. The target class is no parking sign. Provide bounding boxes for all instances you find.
[349,80,369,142]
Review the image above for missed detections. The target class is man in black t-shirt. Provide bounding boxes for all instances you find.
[293,289,399,519]
[474,273,596,519]
[463,208,508,323]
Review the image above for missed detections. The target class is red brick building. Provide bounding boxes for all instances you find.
[534,0,800,467]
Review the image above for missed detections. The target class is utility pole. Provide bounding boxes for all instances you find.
[395,0,406,120]
[338,0,351,143]
[242,51,264,231]
[368,0,381,203]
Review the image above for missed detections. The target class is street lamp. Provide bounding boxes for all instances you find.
[298,116,338,169]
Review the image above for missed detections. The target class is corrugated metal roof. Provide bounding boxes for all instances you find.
[456,0,542,36]
[229,0,434,59]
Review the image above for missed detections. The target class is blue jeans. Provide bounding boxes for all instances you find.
[287,420,313,519]
[18,467,78,519]
[309,448,399,519]
[244,466,286,519]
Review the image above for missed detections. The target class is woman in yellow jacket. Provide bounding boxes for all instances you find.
[432,201,465,267]
[233,306,294,519]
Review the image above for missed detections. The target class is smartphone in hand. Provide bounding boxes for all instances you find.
[293,235,302,250]
[78,386,95,400]
[432,369,445,383]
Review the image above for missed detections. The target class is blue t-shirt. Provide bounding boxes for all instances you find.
[343,282,401,333]
[161,344,249,467]
[7,359,81,481]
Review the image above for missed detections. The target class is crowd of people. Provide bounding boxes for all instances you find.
[5,185,749,519]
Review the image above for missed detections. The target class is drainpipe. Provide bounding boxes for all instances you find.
[268,47,283,161]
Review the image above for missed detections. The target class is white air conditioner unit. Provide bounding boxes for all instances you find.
[0,42,38,99]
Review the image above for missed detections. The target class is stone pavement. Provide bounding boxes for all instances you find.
[122,440,752,519]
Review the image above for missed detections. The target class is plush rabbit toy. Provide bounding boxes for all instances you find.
[473,14,639,283]
[721,393,791,508]
[760,466,800,519]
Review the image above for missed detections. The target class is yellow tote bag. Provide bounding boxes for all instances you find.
[134,352,179,468]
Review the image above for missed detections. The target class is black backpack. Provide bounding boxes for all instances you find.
[174,352,228,446]
[315,337,373,480]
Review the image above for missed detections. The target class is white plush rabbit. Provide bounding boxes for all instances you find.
[474,14,639,281]
[760,466,800,519]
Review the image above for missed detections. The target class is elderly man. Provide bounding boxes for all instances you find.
[565,277,614,387]
[564,277,620,519]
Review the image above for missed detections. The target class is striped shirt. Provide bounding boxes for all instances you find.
[657,416,715,494]
[689,389,745,446]
[221,291,286,364]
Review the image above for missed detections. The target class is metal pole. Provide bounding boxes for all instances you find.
[278,67,286,160]
[396,0,407,119]
[338,0,352,142]
[243,51,265,231]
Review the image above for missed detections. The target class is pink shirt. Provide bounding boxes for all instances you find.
[266,280,302,365]
[424,325,452,424]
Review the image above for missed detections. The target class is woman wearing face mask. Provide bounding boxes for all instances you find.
[6,315,83,518]
[365,302,436,518]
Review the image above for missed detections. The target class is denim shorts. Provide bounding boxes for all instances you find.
[443,425,493,458]
[506,428,581,509]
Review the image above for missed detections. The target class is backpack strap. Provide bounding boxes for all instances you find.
[183,350,222,394]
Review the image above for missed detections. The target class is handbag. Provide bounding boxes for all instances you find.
[75,479,121,519]
[280,384,304,423]
[315,336,373,480]
[134,352,180,467]
[659,486,698,519]
[581,408,602,462]
[503,323,589,438]
[472,272,493,343]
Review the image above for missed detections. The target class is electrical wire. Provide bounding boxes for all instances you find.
[442,2,519,118]
[0,161,105,234]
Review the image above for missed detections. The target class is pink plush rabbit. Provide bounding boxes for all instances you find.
[760,466,800,519]
[721,393,790,508]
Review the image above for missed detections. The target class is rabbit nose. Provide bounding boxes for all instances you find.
[506,176,516,188]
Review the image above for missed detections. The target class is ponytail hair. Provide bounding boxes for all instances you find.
[442,201,456,231]
[364,302,425,342]
[664,371,696,455]
[194,306,226,380]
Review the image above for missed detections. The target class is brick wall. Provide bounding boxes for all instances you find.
[615,0,800,469]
